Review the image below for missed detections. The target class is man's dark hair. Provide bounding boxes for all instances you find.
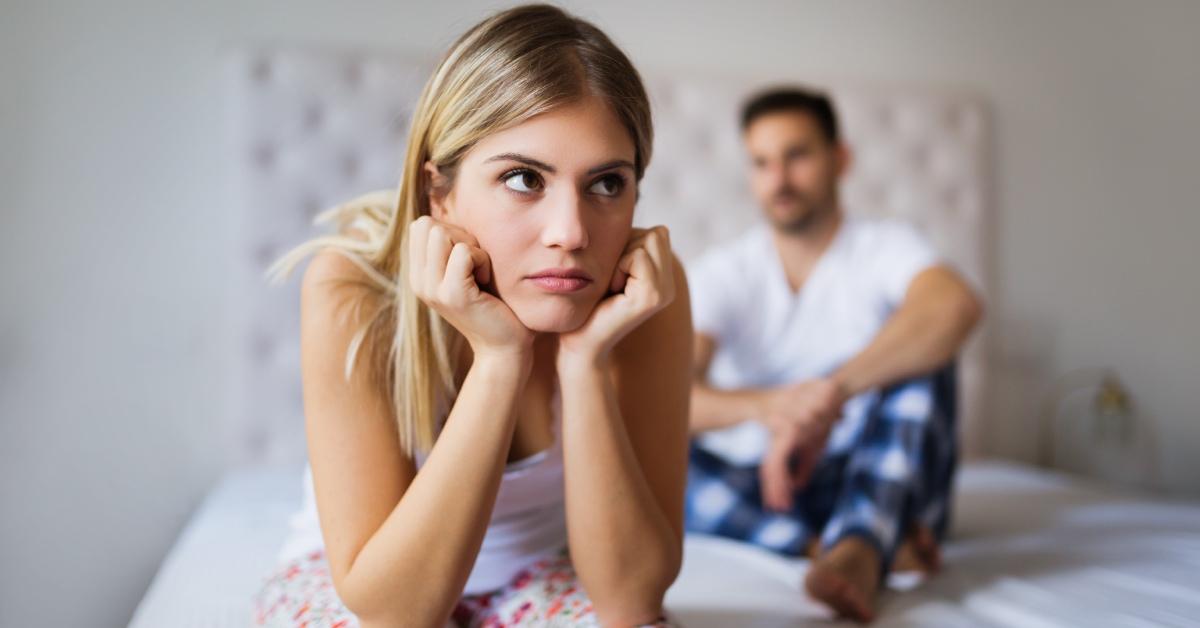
[740,86,840,144]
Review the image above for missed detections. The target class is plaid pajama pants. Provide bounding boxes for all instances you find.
[684,363,958,576]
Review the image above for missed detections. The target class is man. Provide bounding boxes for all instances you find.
[684,87,984,622]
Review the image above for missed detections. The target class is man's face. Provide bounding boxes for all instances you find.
[743,111,845,233]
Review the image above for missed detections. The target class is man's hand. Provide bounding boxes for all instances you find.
[758,378,848,511]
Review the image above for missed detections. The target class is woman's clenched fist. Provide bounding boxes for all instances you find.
[406,216,533,358]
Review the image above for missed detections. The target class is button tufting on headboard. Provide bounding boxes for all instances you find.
[227,48,991,467]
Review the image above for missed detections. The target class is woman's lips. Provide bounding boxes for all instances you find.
[527,267,594,293]
[528,276,592,293]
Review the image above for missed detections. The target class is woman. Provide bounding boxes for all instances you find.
[253,5,692,627]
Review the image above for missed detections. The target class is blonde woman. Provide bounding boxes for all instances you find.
[253,5,691,627]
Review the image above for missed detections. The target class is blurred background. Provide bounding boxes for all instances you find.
[2,1,1198,626]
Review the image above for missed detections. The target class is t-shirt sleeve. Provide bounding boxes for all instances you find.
[685,249,743,344]
[873,220,942,306]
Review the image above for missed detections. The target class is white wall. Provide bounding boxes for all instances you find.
[2,1,1197,626]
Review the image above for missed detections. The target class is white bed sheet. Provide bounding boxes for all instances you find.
[129,461,1200,627]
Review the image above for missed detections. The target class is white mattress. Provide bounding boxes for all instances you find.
[129,461,1200,627]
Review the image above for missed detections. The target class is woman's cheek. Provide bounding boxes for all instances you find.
[475,242,519,291]
[609,224,634,266]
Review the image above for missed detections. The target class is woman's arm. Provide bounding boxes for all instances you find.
[558,254,692,627]
[301,250,532,627]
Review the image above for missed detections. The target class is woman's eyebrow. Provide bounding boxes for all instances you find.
[586,159,635,175]
[485,153,556,173]
[483,153,634,175]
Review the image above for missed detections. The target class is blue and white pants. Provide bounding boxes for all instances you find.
[684,363,957,575]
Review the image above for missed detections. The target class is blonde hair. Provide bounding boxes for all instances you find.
[266,4,653,456]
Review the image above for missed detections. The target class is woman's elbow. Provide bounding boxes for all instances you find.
[341,595,445,628]
[331,570,387,625]
[591,585,673,628]
[591,551,681,626]
[335,569,444,628]
[648,528,684,595]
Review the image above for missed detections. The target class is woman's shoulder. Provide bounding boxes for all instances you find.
[301,236,389,311]
[302,246,369,295]
[299,245,394,379]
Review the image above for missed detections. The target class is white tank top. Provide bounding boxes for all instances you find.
[276,388,567,595]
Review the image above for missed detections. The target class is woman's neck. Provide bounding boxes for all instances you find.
[527,333,560,391]
[457,333,559,390]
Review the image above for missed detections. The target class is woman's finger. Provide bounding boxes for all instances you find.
[649,231,676,301]
[443,242,476,301]
[612,242,649,292]
[425,224,453,286]
[625,247,656,300]
[430,218,488,284]
[607,228,649,292]
[615,228,647,257]
[642,225,670,274]
[438,221,481,248]
[610,248,634,294]
[467,244,492,286]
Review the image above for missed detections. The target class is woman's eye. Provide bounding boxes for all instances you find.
[589,175,625,197]
[503,170,542,193]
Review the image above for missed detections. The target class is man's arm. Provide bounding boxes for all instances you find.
[832,265,984,397]
[687,263,983,508]
[688,265,983,434]
[756,264,984,509]
[688,334,771,434]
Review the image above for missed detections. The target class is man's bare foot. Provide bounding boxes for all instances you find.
[891,525,941,574]
[804,536,881,623]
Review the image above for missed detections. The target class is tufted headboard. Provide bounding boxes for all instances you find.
[225,48,990,467]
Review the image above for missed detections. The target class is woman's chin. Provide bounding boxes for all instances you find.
[512,300,593,334]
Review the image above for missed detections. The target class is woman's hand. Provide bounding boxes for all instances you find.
[407,215,534,358]
[557,226,676,369]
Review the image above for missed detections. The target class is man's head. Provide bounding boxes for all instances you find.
[740,87,850,233]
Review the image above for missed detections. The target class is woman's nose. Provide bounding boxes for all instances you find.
[540,190,589,251]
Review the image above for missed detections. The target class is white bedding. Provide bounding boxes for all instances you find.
[129,461,1200,627]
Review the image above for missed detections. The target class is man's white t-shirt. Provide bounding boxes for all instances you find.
[687,214,941,466]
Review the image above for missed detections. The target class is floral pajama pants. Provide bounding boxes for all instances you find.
[253,548,675,627]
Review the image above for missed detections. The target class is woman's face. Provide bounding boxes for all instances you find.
[429,94,637,333]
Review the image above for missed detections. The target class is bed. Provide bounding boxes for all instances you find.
[130,47,1198,626]
[129,460,1200,627]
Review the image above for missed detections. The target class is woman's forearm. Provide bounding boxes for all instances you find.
[559,358,681,626]
[340,351,531,626]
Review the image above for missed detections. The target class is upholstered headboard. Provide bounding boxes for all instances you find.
[225,48,990,467]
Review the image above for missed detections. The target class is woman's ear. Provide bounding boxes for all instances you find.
[424,160,452,220]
